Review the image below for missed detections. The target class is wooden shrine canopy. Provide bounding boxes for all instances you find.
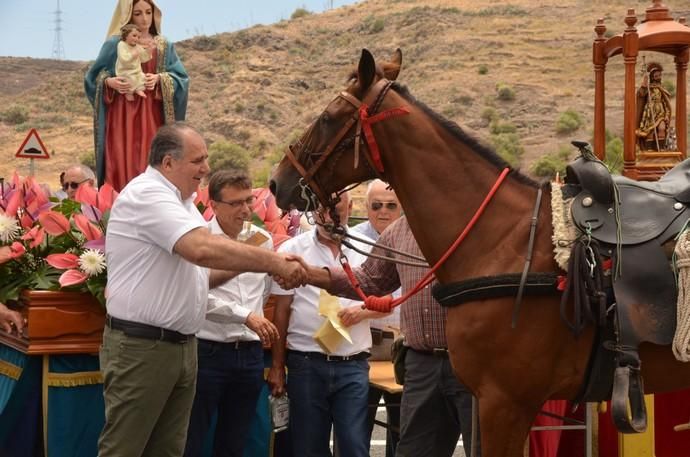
[593,0,690,180]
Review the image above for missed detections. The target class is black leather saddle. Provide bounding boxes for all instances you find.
[562,141,688,434]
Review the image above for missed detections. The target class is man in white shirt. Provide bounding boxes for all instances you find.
[184,169,279,457]
[268,193,384,457]
[99,123,306,457]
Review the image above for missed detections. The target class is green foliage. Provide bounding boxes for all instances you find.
[80,152,96,171]
[1,105,29,125]
[481,107,498,124]
[478,64,488,75]
[291,8,312,20]
[663,79,676,97]
[604,134,623,174]
[489,120,517,134]
[208,141,250,174]
[465,5,528,16]
[495,83,515,101]
[531,145,571,178]
[555,109,583,135]
[491,132,523,167]
[370,18,385,33]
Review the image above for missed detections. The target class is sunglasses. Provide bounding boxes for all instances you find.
[62,179,89,191]
[215,196,255,209]
[370,201,399,211]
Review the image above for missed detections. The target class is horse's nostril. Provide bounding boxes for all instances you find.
[269,180,277,196]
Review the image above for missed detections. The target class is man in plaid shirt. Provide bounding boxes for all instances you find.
[308,215,480,457]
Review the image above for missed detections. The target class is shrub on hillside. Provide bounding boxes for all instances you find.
[495,83,515,101]
[555,109,583,135]
[80,152,96,171]
[491,132,523,167]
[478,64,488,75]
[604,134,623,174]
[291,8,311,20]
[208,141,250,174]
[1,105,29,125]
[481,107,498,125]
[489,120,517,134]
[663,80,676,97]
[531,145,571,178]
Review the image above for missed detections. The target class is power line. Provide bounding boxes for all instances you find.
[51,0,65,60]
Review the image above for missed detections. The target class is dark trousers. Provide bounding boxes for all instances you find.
[184,339,264,457]
[366,387,401,457]
[395,349,480,457]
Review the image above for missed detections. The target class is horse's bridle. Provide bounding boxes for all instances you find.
[284,78,408,211]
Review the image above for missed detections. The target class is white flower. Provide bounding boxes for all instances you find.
[0,213,21,243]
[79,249,106,277]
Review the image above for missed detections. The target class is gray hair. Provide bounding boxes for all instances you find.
[149,122,198,166]
[67,164,96,182]
[366,179,392,199]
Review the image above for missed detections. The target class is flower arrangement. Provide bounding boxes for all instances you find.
[0,173,117,306]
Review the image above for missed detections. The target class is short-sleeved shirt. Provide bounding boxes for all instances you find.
[271,229,373,356]
[196,219,273,342]
[105,166,209,334]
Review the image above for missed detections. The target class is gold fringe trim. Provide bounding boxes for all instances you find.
[551,181,579,271]
[0,360,22,380]
[45,370,103,387]
[159,73,175,123]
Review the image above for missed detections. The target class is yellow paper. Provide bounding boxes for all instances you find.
[312,289,352,354]
[243,231,269,247]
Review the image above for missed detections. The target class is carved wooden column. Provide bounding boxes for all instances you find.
[622,10,639,178]
[593,19,608,160]
[675,44,688,157]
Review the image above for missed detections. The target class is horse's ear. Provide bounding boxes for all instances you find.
[384,48,403,81]
[358,49,376,92]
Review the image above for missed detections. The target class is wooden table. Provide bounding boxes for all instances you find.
[369,361,403,394]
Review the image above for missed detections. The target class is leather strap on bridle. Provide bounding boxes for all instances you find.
[284,79,409,210]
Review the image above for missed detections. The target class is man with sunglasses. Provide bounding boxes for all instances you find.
[62,164,96,200]
[184,169,280,457]
[350,179,402,241]
[350,179,403,457]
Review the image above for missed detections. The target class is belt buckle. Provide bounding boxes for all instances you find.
[433,347,448,356]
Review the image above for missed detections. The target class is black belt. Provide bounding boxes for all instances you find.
[410,347,449,358]
[199,338,262,349]
[288,350,370,362]
[106,315,192,344]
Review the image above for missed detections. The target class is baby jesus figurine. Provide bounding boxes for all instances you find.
[115,24,152,101]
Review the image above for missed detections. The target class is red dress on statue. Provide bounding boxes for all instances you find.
[103,48,163,192]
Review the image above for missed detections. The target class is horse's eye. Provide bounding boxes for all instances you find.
[320,112,331,124]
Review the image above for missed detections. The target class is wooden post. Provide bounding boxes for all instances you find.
[675,47,688,157]
[622,10,639,179]
[593,19,608,160]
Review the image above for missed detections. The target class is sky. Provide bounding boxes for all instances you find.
[0,0,359,61]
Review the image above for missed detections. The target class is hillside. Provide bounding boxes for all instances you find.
[0,0,687,190]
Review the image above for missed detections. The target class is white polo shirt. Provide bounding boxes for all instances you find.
[197,219,273,342]
[105,166,209,335]
[271,229,373,356]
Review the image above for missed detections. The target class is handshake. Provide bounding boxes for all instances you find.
[271,254,312,290]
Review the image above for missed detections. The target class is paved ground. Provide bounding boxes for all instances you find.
[331,405,467,457]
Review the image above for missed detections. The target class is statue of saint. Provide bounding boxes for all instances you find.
[636,62,673,151]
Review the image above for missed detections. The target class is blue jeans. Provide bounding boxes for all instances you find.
[286,351,370,457]
[184,339,264,457]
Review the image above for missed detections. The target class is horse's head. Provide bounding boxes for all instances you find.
[270,48,403,212]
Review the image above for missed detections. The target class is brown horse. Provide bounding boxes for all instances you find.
[269,48,690,456]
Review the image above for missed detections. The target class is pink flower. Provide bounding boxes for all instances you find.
[58,269,89,287]
[73,214,103,241]
[21,226,45,249]
[38,211,71,236]
[8,242,25,259]
[45,253,80,269]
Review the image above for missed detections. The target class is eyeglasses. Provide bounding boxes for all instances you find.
[370,201,399,211]
[62,179,89,191]
[214,196,255,209]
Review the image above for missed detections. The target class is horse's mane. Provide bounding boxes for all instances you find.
[391,82,541,189]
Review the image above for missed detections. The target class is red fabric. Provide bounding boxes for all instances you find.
[655,389,690,457]
[530,400,567,457]
[104,48,164,192]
